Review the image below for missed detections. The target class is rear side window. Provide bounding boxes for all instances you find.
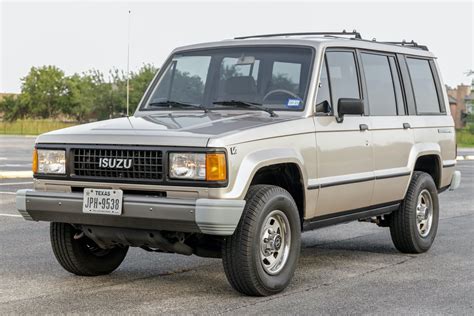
[361,53,397,116]
[326,52,360,106]
[406,58,440,114]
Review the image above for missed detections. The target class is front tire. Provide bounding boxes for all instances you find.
[50,223,128,276]
[389,171,439,253]
[222,185,301,296]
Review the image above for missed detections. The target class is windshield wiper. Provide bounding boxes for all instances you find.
[212,100,277,117]
[148,100,209,113]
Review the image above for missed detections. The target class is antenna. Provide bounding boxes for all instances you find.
[126,10,131,116]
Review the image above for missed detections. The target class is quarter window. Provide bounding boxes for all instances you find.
[326,52,360,107]
[406,58,440,114]
[361,53,397,116]
[315,60,331,113]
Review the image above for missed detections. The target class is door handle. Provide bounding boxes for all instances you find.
[359,124,368,131]
[403,123,411,129]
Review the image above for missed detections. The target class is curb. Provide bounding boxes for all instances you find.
[0,171,33,179]
[456,155,474,161]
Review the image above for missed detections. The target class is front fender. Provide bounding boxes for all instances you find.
[221,148,307,200]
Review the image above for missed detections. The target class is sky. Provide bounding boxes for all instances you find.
[1,0,473,93]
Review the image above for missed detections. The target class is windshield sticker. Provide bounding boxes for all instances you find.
[286,99,301,108]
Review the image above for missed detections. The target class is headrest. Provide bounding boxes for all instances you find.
[224,76,257,96]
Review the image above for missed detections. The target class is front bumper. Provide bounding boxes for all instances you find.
[16,189,245,236]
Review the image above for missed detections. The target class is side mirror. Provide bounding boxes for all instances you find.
[336,98,364,123]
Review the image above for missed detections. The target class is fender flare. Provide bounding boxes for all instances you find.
[403,142,443,195]
[222,148,308,200]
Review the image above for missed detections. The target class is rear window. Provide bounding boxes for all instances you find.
[406,58,441,114]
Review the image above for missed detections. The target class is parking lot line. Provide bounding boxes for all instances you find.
[0,171,33,179]
[0,192,16,195]
[0,213,22,218]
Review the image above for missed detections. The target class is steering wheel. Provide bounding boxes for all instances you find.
[263,89,302,103]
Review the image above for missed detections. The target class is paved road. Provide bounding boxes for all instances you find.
[0,135,473,313]
[0,161,472,314]
[0,136,36,172]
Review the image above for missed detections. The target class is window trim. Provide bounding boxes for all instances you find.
[324,48,365,117]
[137,45,316,113]
[405,56,444,115]
[358,50,401,117]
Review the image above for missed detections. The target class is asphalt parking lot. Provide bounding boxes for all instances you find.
[0,136,473,314]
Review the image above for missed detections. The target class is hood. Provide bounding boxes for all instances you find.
[36,111,297,147]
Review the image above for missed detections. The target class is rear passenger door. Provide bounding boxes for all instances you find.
[358,51,414,205]
[313,49,374,216]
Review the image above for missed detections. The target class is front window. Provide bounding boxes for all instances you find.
[144,47,313,111]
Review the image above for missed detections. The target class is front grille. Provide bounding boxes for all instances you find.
[72,148,164,181]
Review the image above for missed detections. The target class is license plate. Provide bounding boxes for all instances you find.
[82,188,123,215]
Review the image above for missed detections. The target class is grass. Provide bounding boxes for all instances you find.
[457,128,474,148]
[0,119,77,135]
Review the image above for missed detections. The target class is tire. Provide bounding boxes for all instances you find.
[50,222,128,276]
[389,171,439,253]
[222,185,301,296]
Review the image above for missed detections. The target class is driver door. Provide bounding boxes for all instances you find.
[313,49,374,217]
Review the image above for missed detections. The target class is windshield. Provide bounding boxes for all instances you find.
[142,46,313,112]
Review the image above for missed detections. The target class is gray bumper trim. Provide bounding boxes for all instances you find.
[195,199,246,235]
[16,189,33,220]
[15,189,245,236]
[449,170,461,191]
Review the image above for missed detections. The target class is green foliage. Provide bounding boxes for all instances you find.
[0,64,159,122]
[0,95,27,121]
[457,128,474,147]
[20,66,69,118]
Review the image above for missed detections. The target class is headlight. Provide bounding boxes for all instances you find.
[169,152,226,181]
[34,149,66,174]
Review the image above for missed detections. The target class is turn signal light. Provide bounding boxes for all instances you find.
[206,153,227,181]
[32,149,38,173]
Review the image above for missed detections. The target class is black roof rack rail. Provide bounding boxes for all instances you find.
[234,30,362,40]
[376,40,429,51]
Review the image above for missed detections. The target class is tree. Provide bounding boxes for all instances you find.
[129,63,158,108]
[0,95,27,121]
[19,66,68,118]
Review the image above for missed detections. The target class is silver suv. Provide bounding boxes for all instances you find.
[16,31,461,296]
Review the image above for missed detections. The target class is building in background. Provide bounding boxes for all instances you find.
[446,82,473,128]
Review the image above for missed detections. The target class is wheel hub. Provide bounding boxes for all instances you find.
[416,189,433,238]
[260,210,291,275]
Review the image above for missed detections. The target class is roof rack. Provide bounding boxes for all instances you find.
[234,30,362,40]
[234,30,429,51]
[377,40,429,51]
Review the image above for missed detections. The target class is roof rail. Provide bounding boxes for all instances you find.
[377,40,429,51]
[234,31,429,52]
[234,30,362,40]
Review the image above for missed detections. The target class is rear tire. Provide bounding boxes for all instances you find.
[389,171,439,253]
[222,185,301,296]
[50,222,128,276]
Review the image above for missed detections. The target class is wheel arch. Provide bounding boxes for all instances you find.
[407,143,443,191]
[222,148,308,221]
[250,163,306,225]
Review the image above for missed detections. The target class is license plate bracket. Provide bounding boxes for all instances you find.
[82,188,123,215]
